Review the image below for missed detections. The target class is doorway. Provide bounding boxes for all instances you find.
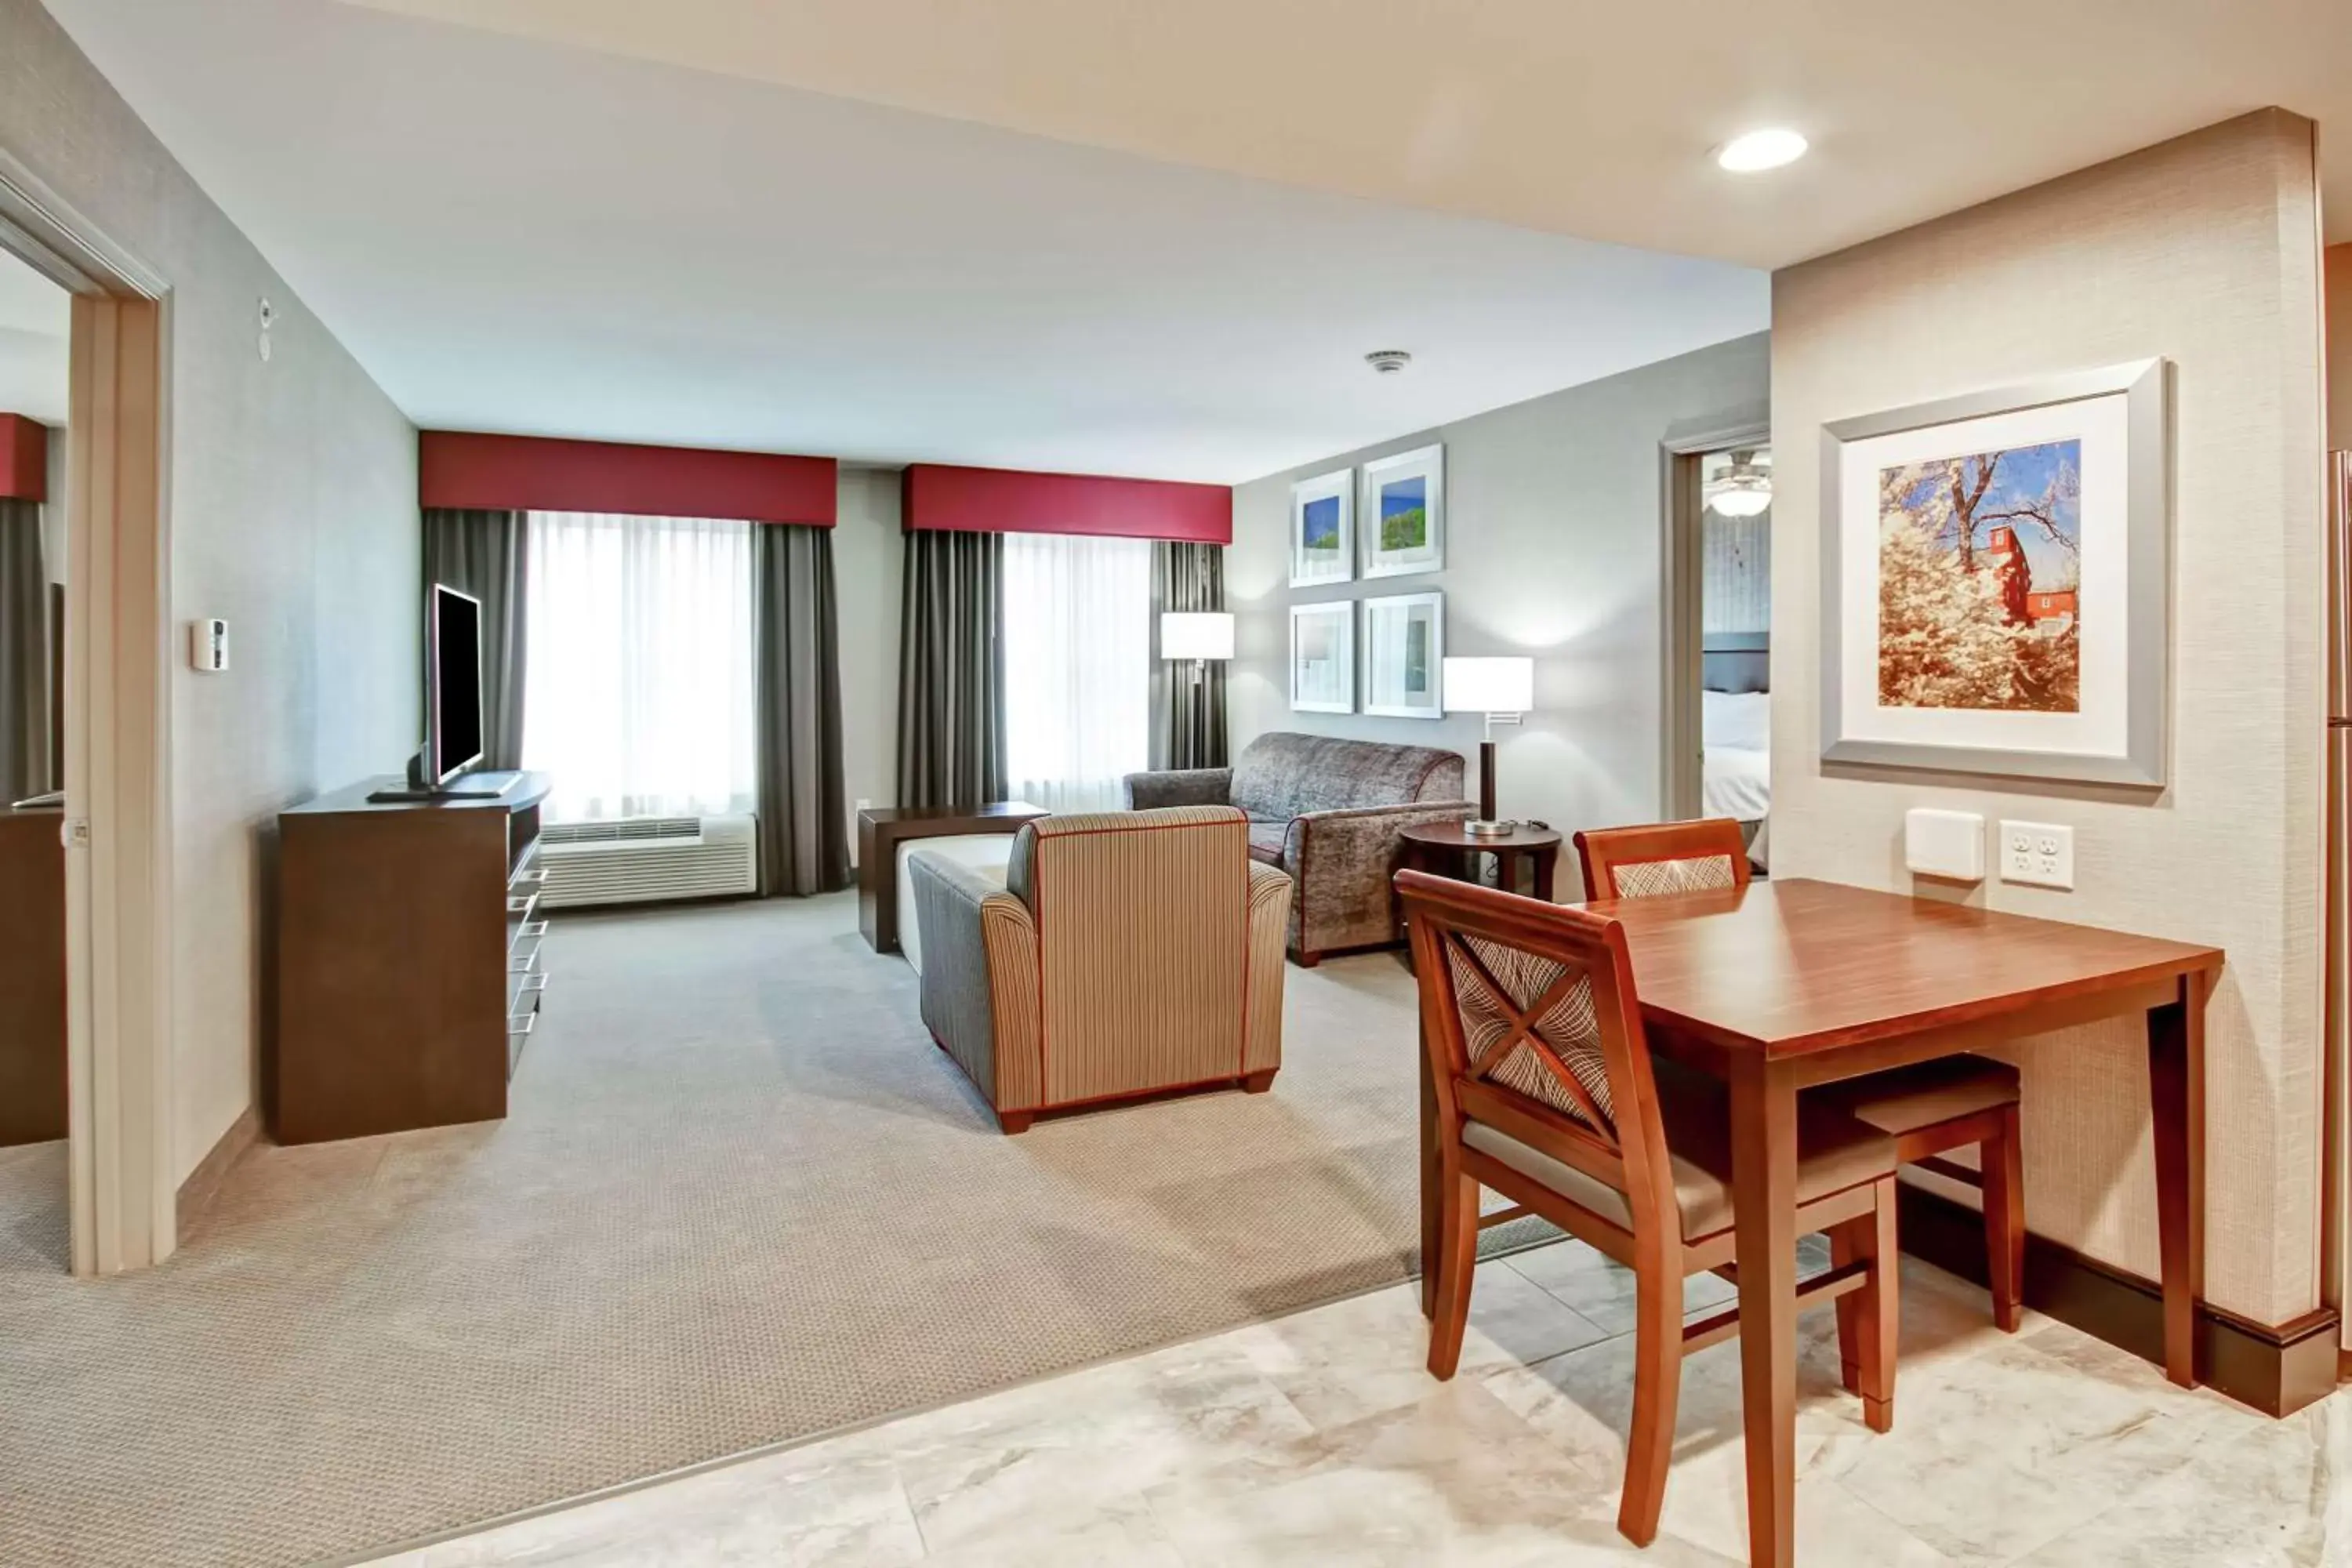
[0,246,70,1265]
[1661,427,1773,874]
[0,144,176,1276]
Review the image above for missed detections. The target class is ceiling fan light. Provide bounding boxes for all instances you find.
[1708,484,1773,517]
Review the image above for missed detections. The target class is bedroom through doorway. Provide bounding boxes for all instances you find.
[1663,437,1773,872]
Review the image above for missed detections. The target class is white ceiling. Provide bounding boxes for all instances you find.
[0,247,71,426]
[36,0,1770,483]
[340,0,2352,263]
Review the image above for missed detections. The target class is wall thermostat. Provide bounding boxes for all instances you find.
[191,619,229,673]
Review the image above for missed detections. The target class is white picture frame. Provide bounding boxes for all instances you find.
[1289,601,1356,713]
[1289,469,1355,587]
[1820,359,2168,786]
[1361,591,1444,719]
[1361,444,1445,579]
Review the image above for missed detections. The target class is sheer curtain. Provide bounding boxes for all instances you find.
[1002,531,1152,813]
[521,510,756,823]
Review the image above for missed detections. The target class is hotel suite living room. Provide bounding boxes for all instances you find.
[5,2,2352,1566]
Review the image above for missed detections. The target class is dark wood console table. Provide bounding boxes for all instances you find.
[276,771,553,1142]
[858,801,1044,953]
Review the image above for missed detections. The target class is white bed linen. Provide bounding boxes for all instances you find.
[1700,689,1771,870]
[1701,742,1772,824]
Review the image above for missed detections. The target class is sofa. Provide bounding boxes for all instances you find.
[1125,732,1473,964]
[908,806,1293,1134]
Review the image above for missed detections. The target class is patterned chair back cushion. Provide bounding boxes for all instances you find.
[1610,854,1739,899]
[1574,819,1753,902]
[1006,806,1254,1105]
[1229,732,1467,821]
[1442,931,1616,1137]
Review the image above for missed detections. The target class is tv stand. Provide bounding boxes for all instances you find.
[365,768,524,804]
[277,771,554,1142]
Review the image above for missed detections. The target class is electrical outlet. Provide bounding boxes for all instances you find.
[1998,819,2074,890]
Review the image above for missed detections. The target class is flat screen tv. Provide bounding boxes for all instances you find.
[427,583,485,785]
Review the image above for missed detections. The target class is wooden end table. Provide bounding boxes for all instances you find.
[858,802,1046,953]
[1398,820,1563,902]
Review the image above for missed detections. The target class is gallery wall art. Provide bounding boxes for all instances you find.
[1290,470,1355,588]
[1362,592,1444,719]
[1361,445,1444,579]
[1820,359,2168,785]
[1290,601,1356,713]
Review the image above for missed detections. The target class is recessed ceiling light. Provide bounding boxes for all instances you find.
[1715,129,1809,173]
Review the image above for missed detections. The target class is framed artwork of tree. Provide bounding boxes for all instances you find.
[1819,360,2168,785]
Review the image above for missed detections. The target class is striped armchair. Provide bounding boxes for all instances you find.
[909,806,1294,1134]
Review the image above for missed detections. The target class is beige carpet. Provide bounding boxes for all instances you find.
[0,892,1549,1567]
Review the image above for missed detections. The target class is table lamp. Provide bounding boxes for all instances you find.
[1442,655,1534,830]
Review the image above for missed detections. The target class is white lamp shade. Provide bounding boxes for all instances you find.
[1442,655,1534,715]
[1160,612,1235,661]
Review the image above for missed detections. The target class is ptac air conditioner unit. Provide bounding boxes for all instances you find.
[537,815,757,909]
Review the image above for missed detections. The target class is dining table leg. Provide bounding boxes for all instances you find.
[1728,1051,1799,1568]
[2147,967,2209,1386]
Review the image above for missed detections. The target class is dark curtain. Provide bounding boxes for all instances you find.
[753,524,851,895]
[421,508,529,770]
[895,529,1006,809]
[1151,540,1229,770]
[0,499,49,803]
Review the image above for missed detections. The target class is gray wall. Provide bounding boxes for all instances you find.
[1229,332,1770,884]
[834,466,902,859]
[41,417,64,584]
[1773,111,2325,1326]
[2,0,420,1181]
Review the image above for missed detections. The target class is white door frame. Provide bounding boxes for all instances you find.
[0,147,176,1276]
[1658,417,1770,822]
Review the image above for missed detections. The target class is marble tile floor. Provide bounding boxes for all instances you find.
[364,1237,2350,1567]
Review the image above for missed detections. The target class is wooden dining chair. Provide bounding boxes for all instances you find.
[1396,869,1902,1548]
[1573,819,2027,1334]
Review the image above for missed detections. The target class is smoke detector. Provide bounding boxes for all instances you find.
[1364,350,1412,375]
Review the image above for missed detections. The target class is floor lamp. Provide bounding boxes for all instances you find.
[1160,612,1234,764]
[1441,656,1534,829]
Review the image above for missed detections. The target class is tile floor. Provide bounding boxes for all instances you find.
[362,1237,2350,1566]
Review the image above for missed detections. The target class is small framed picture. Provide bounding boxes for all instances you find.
[1290,601,1355,713]
[1362,591,1443,719]
[1361,445,1444,579]
[1290,470,1355,587]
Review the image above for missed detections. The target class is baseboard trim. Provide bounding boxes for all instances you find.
[1896,1182,2339,1417]
[174,1106,260,1236]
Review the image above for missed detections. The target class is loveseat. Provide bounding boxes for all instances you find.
[1125,732,1473,964]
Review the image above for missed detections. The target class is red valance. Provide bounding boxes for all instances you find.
[0,415,48,503]
[419,431,837,526]
[902,463,1229,546]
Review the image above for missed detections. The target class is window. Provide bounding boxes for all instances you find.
[521,510,756,823]
[1001,531,1151,813]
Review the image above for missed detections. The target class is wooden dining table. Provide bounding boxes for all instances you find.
[1416,877,2223,1568]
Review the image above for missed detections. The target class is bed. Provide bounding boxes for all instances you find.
[1701,633,1770,869]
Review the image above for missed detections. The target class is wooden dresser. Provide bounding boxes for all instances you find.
[0,806,67,1148]
[275,771,552,1143]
